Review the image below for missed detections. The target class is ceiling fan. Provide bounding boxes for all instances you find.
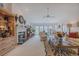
[43,8,55,18]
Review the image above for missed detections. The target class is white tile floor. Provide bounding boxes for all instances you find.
[5,36,46,56]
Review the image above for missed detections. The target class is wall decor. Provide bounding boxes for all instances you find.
[19,15,26,24]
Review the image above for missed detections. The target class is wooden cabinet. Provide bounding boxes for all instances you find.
[0,8,16,36]
[0,8,17,55]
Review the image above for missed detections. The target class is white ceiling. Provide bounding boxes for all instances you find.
[12,3,79,24]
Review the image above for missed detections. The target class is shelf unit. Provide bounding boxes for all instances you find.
[0,8,17,55]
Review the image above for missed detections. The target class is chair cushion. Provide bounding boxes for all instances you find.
[69,32,79,38]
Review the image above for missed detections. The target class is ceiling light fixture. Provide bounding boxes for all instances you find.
[43,8,55,18]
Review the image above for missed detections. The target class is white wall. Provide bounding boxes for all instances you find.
[12,3,79,32]
[12,3,79,24]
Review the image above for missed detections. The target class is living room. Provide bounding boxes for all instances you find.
[0,3,79,56]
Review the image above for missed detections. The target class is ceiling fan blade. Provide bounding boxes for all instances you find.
[50,15,55,17]
[43,15,55,18]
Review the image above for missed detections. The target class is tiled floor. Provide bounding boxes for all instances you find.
[5,36,46,56]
